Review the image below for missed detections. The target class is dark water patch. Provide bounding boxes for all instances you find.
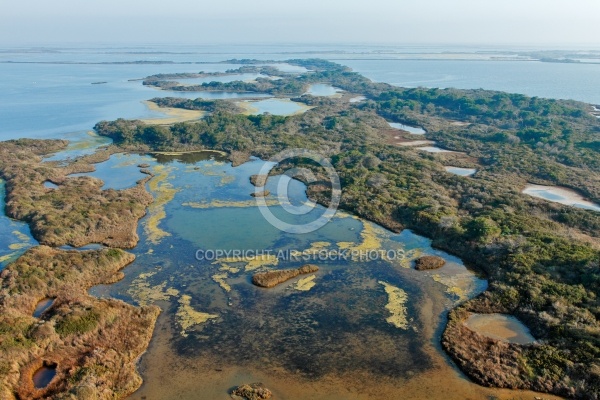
[32,362,57,389]
[66,153,149,190]
[43,181,59,189]
[33,298,55,318]
[387,121,426,135]
[151,150,228,165]
[172,261,431,381]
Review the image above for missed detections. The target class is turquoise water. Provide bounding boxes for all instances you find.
[244,98,308,115]
[68,152,151,190]
[42,131,112,162]
[44,181,59,189]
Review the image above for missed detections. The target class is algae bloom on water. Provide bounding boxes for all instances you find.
[379,281,409,330]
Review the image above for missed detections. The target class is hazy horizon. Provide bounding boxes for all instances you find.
[2,0,599,47]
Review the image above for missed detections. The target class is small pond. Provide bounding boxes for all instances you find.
[523,184,600,212]
[387,122,426,135]
[33,363,57,389]
[417,146,455,153]
[465,313,535,345]
[240,99,310,116]
[305,84,343,97]
[444,167,477,177]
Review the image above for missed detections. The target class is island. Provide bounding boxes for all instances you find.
[1,59,599,399]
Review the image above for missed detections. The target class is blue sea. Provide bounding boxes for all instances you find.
[1,44,599,141]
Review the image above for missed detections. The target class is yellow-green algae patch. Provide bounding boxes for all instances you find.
[337,220,384,252]
[12,230,30,242]
[142,100,206,125]
[8,243,29,250]
[431,273,469,303]
[396,248,423,269]
[290,241,332,259]
[295,275,317,291]
[0,252,18,264]
[219,174,236,186]
[184,162,228,177]
[176,295,218,337]
[309,241,330,249]
[379,281,409,330]
[211,273,232,292]
[7,230,32,250]
[213,254,279,272]
[63,130,109,151]
[145,165,178,245]
[128,271,180,307]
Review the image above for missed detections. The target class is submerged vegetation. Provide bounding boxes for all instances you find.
[94,59,600,398]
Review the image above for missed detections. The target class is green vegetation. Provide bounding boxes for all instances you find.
[0,246,160,399]
[0,141,153,248]
[55,310,100,336]
[94,59,600,398]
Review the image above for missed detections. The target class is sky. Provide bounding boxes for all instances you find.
[2,0,599,46]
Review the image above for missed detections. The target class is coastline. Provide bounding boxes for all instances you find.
[141,100,206,125]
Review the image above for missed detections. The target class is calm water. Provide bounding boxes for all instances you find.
[523,184,600,211]
[2,45,599,141]
[67,152,150,190]
[387,122,426,135]
[0,45,585,399]
[242,98,309,115]
[85,150,488,399]
[465,314,535,345]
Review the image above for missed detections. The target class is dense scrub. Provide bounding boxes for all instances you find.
[95,59,600,398]
[0,140,153,248]
[0,246,160,399]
